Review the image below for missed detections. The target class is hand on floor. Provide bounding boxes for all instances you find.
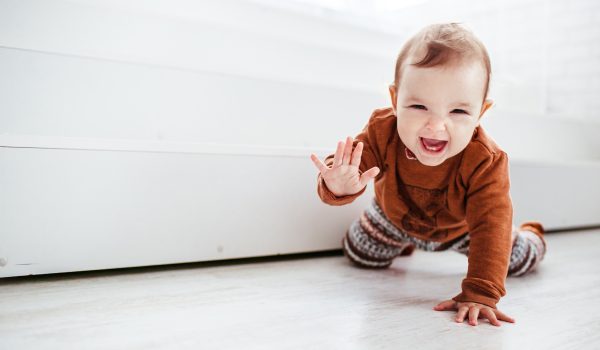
[433,300,515,327]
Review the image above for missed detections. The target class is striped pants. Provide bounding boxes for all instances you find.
[343,199,547,277]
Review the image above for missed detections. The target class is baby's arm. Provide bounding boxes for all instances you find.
[438,151,513,326]
[453,151,512,308]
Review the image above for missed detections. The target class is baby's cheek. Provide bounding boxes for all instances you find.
[397,117,421,135]
[450,128,475,151]
[396,127,417,146]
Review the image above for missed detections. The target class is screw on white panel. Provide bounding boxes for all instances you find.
[0,258,7,267]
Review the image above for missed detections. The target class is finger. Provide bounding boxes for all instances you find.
[455,306,469,323]
[342,136,353,165]
[350,142,363,167]
[359,167,380,187]
[333,141,344,167]
[468,307,480,326]
[494,309,516,323]
[481,308,501,327]
[433,300,456,311]
[310,154,328,173]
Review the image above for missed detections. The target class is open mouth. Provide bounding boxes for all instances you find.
[420,137,448,154]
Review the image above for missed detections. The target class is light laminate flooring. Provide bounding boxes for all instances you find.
[1,229,600,350]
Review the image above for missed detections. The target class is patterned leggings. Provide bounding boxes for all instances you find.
[343,198,546,277]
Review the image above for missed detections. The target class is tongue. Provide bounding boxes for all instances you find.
[422,138,447,151]
[423,138,446,147]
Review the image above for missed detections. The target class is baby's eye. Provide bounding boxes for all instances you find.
[409,104,427,110]
[451,109,469,115]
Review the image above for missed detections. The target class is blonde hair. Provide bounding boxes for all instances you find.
[392,23,492,102]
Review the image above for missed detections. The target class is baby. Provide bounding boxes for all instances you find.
[310,23,546,327]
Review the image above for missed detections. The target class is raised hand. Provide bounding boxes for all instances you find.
[310,136,380,197]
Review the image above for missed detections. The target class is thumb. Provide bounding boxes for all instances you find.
[433,300,457,311]
[359,167,380,187]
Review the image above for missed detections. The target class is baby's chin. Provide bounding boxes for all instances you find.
[416,146,468,166]
[416,154,449,167]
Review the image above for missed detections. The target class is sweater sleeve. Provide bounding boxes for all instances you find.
[452,151,513,309]
[316,109,387,206]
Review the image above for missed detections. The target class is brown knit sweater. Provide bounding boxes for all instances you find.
[317,107,513,308]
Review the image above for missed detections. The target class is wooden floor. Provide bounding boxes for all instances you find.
[1,229,600,349]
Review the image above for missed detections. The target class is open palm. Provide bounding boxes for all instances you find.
[310,136,380,197]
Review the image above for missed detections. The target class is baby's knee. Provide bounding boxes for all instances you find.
[342,233,395,269]
[508,228,546,277]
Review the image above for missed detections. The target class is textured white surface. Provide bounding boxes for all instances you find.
[1,229,599,349]
[0,146,374,278]
[2,145,600,278]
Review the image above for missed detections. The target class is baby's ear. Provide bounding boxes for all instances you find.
[388,84,398,113]
[479,99,494,118]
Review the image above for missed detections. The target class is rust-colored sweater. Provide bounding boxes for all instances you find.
[317,107,513,308]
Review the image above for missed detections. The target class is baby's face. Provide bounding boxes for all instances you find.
[391,61,492,166]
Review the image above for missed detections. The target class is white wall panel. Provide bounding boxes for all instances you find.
[0,147,374,278]
[1,145,599,278]
[510,159,600,228]
[0,48,386,147]
[0,0,395,91]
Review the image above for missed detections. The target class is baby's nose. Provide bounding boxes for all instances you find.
[426,115,446,131]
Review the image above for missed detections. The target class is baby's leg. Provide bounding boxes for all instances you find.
[449,222,546,276]
[342,210,414,269]
[508,222,547,276]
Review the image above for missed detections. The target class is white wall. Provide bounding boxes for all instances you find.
[0,0,397,148]
[1,0,599,277]
[2,0,600,158]
[0,0,396,277]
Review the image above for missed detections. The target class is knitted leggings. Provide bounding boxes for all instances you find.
[343,198,546,277]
